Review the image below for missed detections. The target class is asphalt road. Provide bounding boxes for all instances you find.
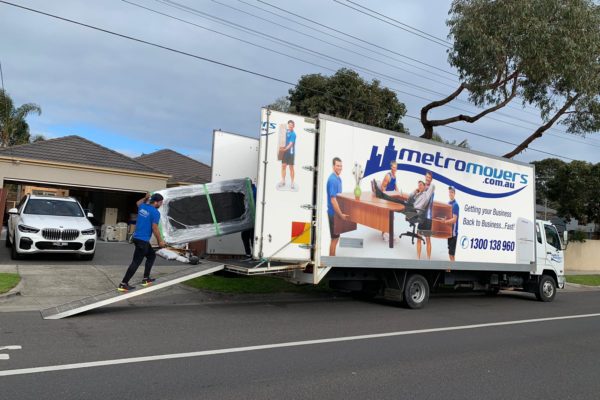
[1,288,600,399]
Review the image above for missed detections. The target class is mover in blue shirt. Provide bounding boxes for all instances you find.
[278,120,297,190]
[443,186,460,262]
[118,193,166,292]
[326,157,349,256]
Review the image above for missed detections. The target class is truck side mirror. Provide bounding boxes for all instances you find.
[562,231,568,250]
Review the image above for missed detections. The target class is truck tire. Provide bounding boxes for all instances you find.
[403,274,429,309]
[535,275,556,302]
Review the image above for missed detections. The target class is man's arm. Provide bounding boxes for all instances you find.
[136,193,150,208]
[381,175,390,191]
[152,223,166,248]
[331,197,348,220]
[445,213,458,225]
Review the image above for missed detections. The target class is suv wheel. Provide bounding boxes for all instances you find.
[10,236,22,260]
[4,234,11,248]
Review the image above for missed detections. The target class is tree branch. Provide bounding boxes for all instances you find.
[420,69,518,139]
[503,94,581,158]
[427,74,519,127]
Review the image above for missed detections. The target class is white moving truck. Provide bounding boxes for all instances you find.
[216,109,566,308]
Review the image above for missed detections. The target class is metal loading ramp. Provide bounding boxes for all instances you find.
[41,261,225,320]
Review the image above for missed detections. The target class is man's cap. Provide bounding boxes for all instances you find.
[150,193,164,202]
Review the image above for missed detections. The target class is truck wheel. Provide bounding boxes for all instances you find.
[535,275,556,302]
[403,274,429,309]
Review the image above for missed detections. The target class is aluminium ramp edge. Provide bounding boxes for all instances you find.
[40,261,225,320]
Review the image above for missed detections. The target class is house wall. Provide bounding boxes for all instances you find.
[0,159,167,192]
[565,240,600,272]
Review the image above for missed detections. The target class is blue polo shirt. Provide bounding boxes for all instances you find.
[326,172,342,216]
[285,130,296,155]
[449,199,459,237]
[133,203,161,242]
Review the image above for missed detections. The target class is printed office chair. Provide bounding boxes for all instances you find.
[398,192,435,245]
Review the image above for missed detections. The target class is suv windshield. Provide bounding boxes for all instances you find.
[24,199,84,217]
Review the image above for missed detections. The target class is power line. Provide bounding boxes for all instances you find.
[130,0,600,150]
[333,0,452,48]
[155,0,454,97]
[209,0,457,89]
[345,0,452,45]
[0,0,581,161]
[256,0,457,77]
[235,0,458,84]
[208,1,600,147]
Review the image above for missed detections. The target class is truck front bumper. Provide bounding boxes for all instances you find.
[557,275,566,289]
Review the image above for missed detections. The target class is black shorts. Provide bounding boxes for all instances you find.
[448,236,457,256]
[328,213,339,239]
[417,218,432,236]
[282,152,295,165]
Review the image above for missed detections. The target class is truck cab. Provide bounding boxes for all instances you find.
[535,219,566,291]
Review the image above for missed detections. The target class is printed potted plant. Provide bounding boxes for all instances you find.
[352,162,364,200]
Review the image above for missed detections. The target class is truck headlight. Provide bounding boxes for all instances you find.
[81,228,96,235]
[18,224,40,233]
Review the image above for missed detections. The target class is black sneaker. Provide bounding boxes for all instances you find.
[141,277,156,287]
[118,282,135,292]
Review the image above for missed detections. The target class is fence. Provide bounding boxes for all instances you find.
[565,240,600,272]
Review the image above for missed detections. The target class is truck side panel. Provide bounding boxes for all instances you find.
[316,115,536,269]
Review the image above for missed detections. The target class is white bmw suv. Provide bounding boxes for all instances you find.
[6,195,97,260]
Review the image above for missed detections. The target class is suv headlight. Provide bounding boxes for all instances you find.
[18,224,40,233]
[81,228,96,235]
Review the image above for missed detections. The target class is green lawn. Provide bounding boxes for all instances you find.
[184,273,331,294]
[0,273,20,295]
[566,275,600,286]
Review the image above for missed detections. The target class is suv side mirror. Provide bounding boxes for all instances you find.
[8,208,18,215]
[87,212,94,218]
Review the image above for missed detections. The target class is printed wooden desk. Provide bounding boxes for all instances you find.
[334,192,405,248]
[334,192,454,248]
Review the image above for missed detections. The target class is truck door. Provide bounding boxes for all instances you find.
[254,109,317,261]
[541,223,564,270]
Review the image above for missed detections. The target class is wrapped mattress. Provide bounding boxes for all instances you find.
[155,178,255,245]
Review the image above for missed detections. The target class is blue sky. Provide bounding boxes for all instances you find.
[2,0,600,165]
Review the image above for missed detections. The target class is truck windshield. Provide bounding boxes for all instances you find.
[544,225,561,250]
[24,199,84,217]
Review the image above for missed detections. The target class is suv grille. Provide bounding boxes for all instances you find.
[42,228,80,241]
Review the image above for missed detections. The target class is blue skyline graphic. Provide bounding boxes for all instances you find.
[362,138,527,199]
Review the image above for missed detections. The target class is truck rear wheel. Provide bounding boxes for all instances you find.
[403,274,429,309]
[535,275,556,302]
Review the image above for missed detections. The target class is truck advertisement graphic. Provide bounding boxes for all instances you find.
[253,109,316,261]
[317,116,535,264]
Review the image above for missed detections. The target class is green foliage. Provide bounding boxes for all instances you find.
[431,132,470,148]
[0,89,41,147]
[566,275,600,286]
[569,230,588,243]
[184,273,331,294]
[423,0,600,157]
[283,68,407,133]
[0,273,20,295]
[546,160,600,224]
[532,158,566,207]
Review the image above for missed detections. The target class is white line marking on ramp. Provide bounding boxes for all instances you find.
[1,313,599,377]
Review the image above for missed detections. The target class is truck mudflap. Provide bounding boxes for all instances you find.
[557,274,566,289]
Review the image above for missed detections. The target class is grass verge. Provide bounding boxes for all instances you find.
[0,273,20,295]
[184,273,331,294]
[566,275,600,286]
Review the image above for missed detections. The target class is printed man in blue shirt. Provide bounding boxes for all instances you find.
[327,157,349,256]
[443,186,460,261]
[118,193,166,292]
[278,120,297,190]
